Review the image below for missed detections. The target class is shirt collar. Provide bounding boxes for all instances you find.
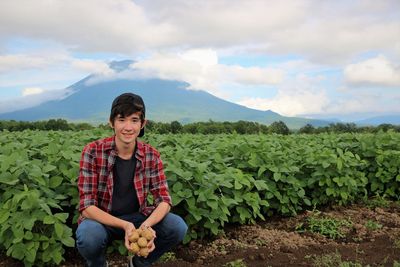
[105,135,144,160]
[135,140,145,160]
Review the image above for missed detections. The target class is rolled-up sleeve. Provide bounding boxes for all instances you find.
[78,145,98,212]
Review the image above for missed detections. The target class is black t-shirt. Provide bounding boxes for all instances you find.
[110,154,139,216]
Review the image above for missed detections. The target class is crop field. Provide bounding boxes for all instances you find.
[0,129,399,266]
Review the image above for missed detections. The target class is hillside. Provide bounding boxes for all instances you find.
[0,61,330,129]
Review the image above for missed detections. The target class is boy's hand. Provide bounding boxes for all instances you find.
[139,224,156,255]
[123,222,136,251]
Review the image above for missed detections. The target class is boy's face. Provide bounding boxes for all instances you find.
[110,112,145,146]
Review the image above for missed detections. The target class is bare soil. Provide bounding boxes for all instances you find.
[1,202,400,267]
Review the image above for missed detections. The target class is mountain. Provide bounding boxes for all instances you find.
[356,115,400,126]
[0,60,330,129]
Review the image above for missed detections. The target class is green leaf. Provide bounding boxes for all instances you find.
[172,181,183,192]
[61,237,75,247]
[326,188,335,196]
[52,250,63,265]
[0,210,10,224]
[54,213,68,223]
[257,166,267,177]
[54,223,64,239]
[10,243,25,260]
[0,172,18,185]
[24,217,36,230]
[273,172,281,182]
[303,198,312,206]
[49,176,63,188]
[236,206,251,222]
[42,242,49,250]
[40,203,52,215]
[234,180,243,190]
[207,200,218,210]
[254,180,269,190]
[297,188,305,198]
[322,162,330,168]
[43,164,57,173]
[24,231,34,240]
[43,215,56,224]
[337,159,343,171]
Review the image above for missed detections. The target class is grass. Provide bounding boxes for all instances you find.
[363,195,390,209]
[223,259,247,267]
[364,220,383,231]
[393,239,400,249]
[157,252,177,263]
[311,252,362,267]
[296,210,352,239]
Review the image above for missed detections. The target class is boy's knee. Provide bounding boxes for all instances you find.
[76,219,108,255]
[162,213,188,242]
[176,217,188,241]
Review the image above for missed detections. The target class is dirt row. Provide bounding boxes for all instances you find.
[1,201,400,267]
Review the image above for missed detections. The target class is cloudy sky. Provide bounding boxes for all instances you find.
[0,0,399,121]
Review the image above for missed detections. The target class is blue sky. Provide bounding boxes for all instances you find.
[0,0,399,121]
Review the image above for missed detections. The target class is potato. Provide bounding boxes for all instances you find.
[130,242,140,254]
[128,230,139,242]
[129,227,153,257]
[139,247,149,257]
[142,229,153,241]
[137,237,148,248]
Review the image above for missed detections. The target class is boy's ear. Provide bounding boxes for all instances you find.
[141,119,147,129]
[109,120,114,128]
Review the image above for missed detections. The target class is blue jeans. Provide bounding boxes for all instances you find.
[76,212,187,267]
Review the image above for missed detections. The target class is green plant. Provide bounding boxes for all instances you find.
[158,252,177,263]
[297,211,352,239]
[364,220,383,230]
[1,130,400,265]
[311,251,362,267]
[223,258,247,267]
[363,195,390,209]
[393,239,400,249]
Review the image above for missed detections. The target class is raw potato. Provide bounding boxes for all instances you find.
[130,242,140,254]
[129,228,153,257]
[139,247,149,257]
[142,229,153,241]
[128,231,139,242]
[137,237,148,248]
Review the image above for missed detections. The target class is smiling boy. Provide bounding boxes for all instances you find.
[76,93,187,267]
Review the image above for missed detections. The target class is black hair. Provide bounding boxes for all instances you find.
[109,93,145,126]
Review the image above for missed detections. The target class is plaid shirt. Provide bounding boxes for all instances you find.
[77,136,172,223]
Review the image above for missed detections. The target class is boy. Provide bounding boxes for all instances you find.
[76,93,187,267]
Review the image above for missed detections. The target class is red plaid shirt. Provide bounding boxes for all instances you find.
[77,136,172,223]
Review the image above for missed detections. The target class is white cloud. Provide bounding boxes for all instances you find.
[238,90,329,116]
[0,54,49,73]
[85,50,284,95]
[71,59,114,76]
[222,65,284,85]
[0,88,71,114]
[1,1,399,61]
[0,0,174,53]
[0,1,399,120]
[22,87,44,96]
[180,49,218,66]
[344,55,400,86]
[237,74,329,116]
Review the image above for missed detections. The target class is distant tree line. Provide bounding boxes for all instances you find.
[297,122,400,134]
[0,119,94,131]
[1,119,399,135]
